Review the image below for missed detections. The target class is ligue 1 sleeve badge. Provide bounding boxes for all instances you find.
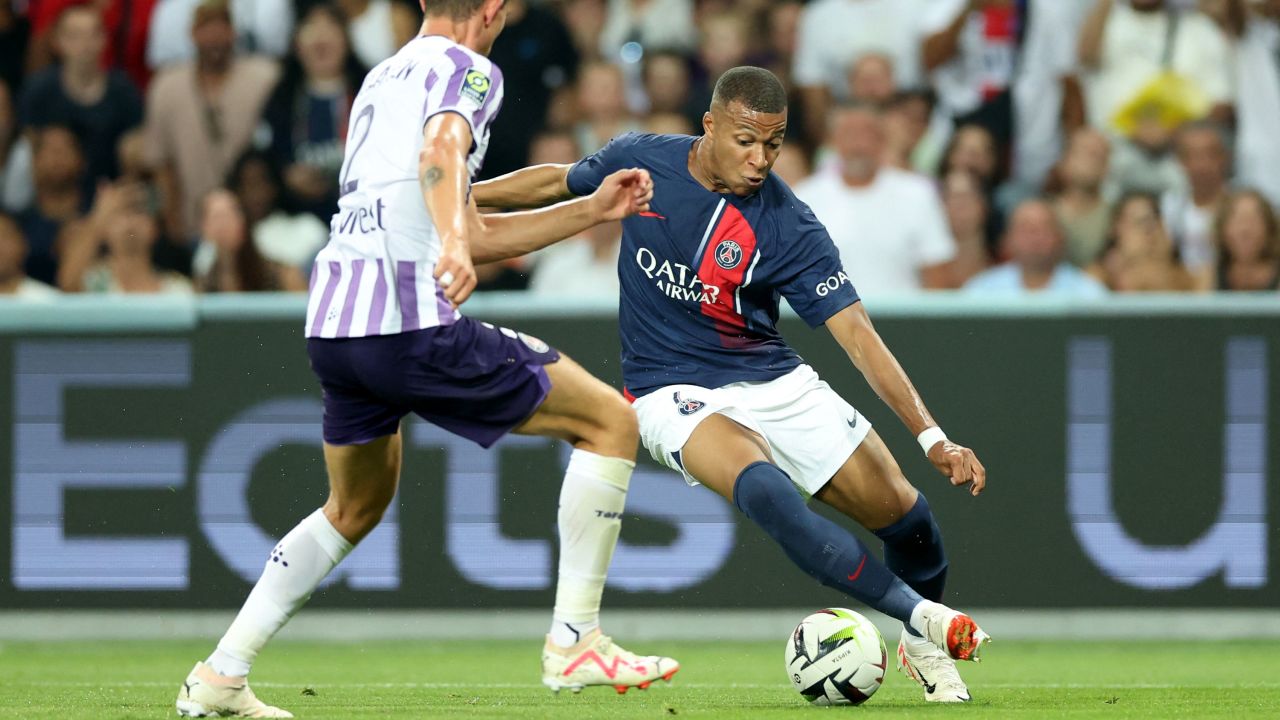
[461,68,491,105]
[715,240,743,270]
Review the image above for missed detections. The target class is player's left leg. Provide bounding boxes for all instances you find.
[814,431,978,702]
[813,431,944,610]
[512,353,679,693]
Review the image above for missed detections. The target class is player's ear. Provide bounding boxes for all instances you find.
[701,111,714,138]
[484,0,503,25]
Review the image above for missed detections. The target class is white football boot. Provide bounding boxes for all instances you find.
[898,629,972,702]
[176,662,293,718]
[541,628,680,694]
[912,600,991,662]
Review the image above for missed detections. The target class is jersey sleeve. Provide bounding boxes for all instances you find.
[776,198,860,328]
[422,52,504,142]
[565,132,642,196]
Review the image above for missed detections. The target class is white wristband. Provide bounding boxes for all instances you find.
[917,427,947,456]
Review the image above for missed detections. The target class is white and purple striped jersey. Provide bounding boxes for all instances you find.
[305,36,504,338]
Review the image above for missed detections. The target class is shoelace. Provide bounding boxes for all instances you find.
[595,636,654,673]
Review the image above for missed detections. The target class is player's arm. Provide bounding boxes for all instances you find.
[468,168,653,264]
[475,132,636,209]
[420,111,478,306]
[472,163,576,209]
[825,302,987,495]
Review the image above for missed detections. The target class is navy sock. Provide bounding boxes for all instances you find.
[873,493,948,637]
[732,461,923,624]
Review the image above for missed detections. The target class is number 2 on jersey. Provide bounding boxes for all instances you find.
[339,104,376,197]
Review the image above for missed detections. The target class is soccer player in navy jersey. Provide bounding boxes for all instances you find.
[175,2,678,716]
[474,66,991,703]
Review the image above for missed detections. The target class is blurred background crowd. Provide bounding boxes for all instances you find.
[1,0,1279,301]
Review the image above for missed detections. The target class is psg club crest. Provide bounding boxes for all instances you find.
[673,391,706,416]
[715,240,743,270]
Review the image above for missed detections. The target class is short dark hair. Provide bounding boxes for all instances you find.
[711,66,787,114]
[422,0,487,20]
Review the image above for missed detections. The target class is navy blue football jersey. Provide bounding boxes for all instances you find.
[567,133,859,397]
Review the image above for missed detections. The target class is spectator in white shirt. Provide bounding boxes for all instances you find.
[1078,0,1234,131]
[792,0,926,147]
[794,103,956,298]
[147,0,294,70]
[1078,0,1233,196]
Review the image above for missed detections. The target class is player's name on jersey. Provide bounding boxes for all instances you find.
[635,248,722,305]
[366,54,419,91]
[332,198,388,235]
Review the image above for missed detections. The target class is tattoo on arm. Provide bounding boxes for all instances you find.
[421,166,444,191]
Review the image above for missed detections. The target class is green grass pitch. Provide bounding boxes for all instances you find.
[1,639,1277,718]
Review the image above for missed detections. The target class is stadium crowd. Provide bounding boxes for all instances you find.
[1,0,1279,300]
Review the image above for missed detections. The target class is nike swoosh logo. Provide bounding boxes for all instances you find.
[917,669,937,694]
[638,211,666,219]
[846,555,867,581]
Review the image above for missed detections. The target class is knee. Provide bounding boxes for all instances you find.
[608,395,640,446]
[733,461,804,523]
[579,390,638,457]
[323,490,393,542]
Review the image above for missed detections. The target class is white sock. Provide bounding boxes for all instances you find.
[549,449,633,648]
[207,509,354,676]
[549,619,599,649]
[908,599,943,639]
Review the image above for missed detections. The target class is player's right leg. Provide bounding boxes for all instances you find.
[512,355,679,693]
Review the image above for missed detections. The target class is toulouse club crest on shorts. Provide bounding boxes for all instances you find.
[715,240,743,270]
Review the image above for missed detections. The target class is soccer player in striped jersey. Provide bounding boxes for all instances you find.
[474,66,991,703]
[177,2,675,716]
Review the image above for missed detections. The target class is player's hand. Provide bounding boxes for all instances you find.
[927,440,986,496]
[590,168,654,222]
[434,238,476,309]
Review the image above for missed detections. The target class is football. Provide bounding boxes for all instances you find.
[784,608,887,706]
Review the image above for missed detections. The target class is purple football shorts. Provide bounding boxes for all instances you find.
[306,316,561,448]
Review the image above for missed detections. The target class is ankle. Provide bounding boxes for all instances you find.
[206,648,251,678]
[549,618,599,649]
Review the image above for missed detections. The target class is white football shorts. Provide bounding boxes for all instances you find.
[632,364,872,496]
